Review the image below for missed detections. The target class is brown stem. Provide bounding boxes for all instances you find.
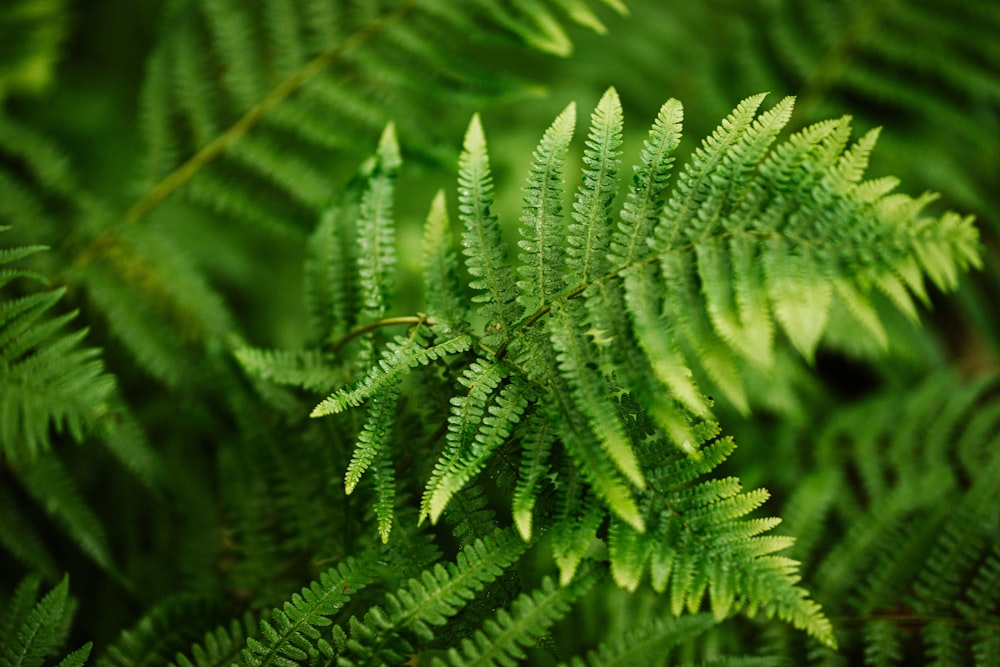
[328,316,429,355]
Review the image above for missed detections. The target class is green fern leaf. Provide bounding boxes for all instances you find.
[458,114,523,346]
[560,614,718,667]
[555,398,643,534]
[511,414,556,541]
[371,426,397,544]
[422,189,468,331]
[612,97,683,266]
[356,122,402,321]
[0,487,58,580]
[0,575,45,649]
[585,278,700,455]
[169,613,257,667]
[96,596,235,667]
[438,570,599,666]
[56,644,92,667]
[16,456,120,581]
[337,527,529,665]
[423,379,531,525]
[305,197,358,344]
[548,301,643,488]
[344,384,400,496]
[567,86,623,284]
[421,359,507,524]
[863,619,905,667]
[239,558,375,667]
[0,235,114,463]
[311,327,471,416]
[0,575,84,667]
[622,263,711,419]
[517,101,576,312]
[234,347,342,392]
[550,474,607,585]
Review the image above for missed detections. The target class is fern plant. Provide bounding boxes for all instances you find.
[233,85,978,658]
[1,0,997,665]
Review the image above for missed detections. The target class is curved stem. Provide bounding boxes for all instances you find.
[328,316,429,355]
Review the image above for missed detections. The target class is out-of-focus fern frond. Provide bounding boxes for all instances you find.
[765,371,1000,664]
[0,231,113,463]
[0,0,70,100]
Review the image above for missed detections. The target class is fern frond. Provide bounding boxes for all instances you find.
[15,455,119,581]
[356,122,402,321]
[336,528,529,665]
[75,223,235,387]
[438,570,598,667]
[371,409,398,544]
[96,597,236,667]
[168,613,256,667]
[459,114,523,346]
[517,102,576,312]
[567,86,623,284]
[548,301,643,488]
[585,278,700,455]
[293,89,976,651]
[0,486,59,580]
[758,371,1000,663]
[444,485,501,546]
[613,97,683,266]
[234,347,341,392]
[311,326,471,416]
[305,196,358,343]
[239,558,375,667]
[549,471,606,585]
[622,263,711,419]
[0,233,113,463]
[344,384,400,496]
[634,436,835,646]
[423,378,531,525]
[560,613,718,667]
[0,575,89,667]
[511,413,556,541]
[422,190,468,331]
[421,359,507,524]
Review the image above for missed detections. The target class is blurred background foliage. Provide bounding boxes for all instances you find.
[1,0,999,662]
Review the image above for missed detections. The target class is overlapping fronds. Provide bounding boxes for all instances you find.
[132,0,631,238]
[239,558,375,667]
[3,1,995,665]
[20,0,630,395]
[0,575,91,667]
[582,1,1000,225]
[331,528,528,665]
[169,614,257,667]
[238,87,981,647]
[95,597,238,667]
[435,569,598,666]
[767,372,1000,665]
[560,613,726,667]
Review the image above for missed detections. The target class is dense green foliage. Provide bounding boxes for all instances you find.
[1,1,998,665]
